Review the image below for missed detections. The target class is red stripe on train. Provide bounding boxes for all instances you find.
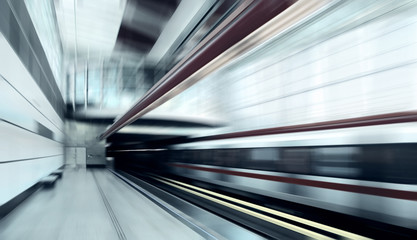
[171,163,417,201]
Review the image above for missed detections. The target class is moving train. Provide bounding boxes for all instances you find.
[160,120,417,231]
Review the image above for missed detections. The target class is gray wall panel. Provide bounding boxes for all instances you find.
[0,0,64,119]
[0,0,65,207]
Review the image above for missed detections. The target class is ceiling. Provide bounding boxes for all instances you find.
[54,0,126,60]
[115,0,180,56]
[51,0,243,142]
[53,0,241,115]
[54,0,225,67]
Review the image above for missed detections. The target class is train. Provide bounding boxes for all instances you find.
[158,121,417,231]
[109,119,417,232]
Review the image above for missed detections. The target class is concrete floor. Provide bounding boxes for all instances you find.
[0,168,205,240]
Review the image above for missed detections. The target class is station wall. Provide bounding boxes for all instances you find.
[0,16,64,206]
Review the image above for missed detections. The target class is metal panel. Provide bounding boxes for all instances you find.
[3,0,65,119]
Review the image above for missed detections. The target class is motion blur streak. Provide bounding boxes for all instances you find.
[99,0,333,139]
[170,163,417,200]
[156,178,334,240]
[157,176,371,240]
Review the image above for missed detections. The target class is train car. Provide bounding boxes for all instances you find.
[164,121,417,230]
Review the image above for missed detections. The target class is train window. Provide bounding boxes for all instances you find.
[280,148,311,174]
[184,150,194,163]
[223,149,241,168]
[238,148,251,168]
[170,150,183,162]
[360,144,417,184]
[200,150,212,165]
[251,148,279,161]
[312,147,360,178]
[212,149,225,166]
[309,144,417,183]
[245,148,279,171]
[168,144,417,184]
[192,150,201,164]
[388,145,417,184]
[361,146,387,182]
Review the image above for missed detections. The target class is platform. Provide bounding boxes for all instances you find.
[0,169,208,240]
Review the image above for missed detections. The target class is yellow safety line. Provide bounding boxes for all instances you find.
[155,178,334,240]
[157,176,372,240]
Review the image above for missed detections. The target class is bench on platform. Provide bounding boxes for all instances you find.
[51,169,63,178]
[40,175,59,187]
